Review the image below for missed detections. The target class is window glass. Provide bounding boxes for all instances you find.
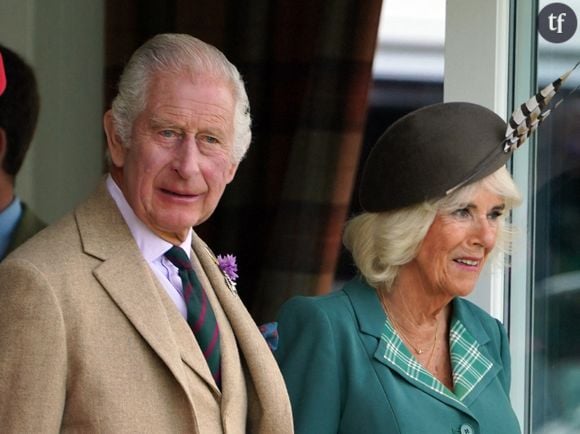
[335,0,445,286]
[532,1,580,432]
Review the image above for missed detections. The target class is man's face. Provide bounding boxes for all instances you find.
[106,71,239,243]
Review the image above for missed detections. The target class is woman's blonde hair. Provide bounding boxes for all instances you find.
[343,166,522,290]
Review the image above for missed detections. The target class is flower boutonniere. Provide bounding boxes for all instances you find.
[217,254,238,294]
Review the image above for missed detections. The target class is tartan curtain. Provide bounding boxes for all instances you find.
[105,0,382,323]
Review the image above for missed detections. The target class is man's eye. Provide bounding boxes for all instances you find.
[201,135,219,144]
[160,130,177,138]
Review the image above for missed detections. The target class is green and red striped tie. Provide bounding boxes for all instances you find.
[165,246,221,387]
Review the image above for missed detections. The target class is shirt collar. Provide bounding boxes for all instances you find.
[0,196,22,258]
[105,175,192,261]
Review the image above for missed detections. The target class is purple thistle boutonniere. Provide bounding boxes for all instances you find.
[217,254,238,293]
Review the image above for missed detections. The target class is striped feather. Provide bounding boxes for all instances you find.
[503,60,580,153]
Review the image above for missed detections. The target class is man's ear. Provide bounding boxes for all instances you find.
[225,161,239,184]
[103,110,126,168]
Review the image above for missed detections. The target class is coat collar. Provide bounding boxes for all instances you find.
[191,233,294,434]
[76,181,292,433]
[343,277,501,414]
[343,276,386,338]
[188,235,247,432]
[75,182,218,400]
[344,276,493,345]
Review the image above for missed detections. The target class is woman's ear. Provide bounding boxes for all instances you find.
[103,110,126,168]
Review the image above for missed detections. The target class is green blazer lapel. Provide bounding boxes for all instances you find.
[343,276,386,339]
[191,232,294,434]
[75,182,214,396]
[373,318,476,416]
[344,278,478,417]
[450,298,502,407]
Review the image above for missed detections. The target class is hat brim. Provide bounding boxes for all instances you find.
[359,102,510,212]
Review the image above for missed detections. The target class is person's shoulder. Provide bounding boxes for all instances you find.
[281,276,376,314]
[454,297,504,336]
[7,182,117,265]
[4,208,80,269]
[277,289,355,330]
[4,202,47,255]
[456,297,491,317]
[281,287,351,311]
[18,202,47,231]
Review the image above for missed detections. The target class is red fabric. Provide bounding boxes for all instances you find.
[0,52,6,95]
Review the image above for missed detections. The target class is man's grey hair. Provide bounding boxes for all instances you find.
[110,33,251,163]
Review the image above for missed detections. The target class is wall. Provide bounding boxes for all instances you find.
[0,0,104,223]
[444,0,510,320]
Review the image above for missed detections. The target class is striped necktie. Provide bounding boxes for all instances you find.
[164,246,221,387]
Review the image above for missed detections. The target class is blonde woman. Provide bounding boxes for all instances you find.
[275,102,523,434]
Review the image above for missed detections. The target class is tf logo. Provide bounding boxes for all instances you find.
[538,2,578,43]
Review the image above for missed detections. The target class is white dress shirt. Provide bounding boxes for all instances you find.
[106,175,189,319]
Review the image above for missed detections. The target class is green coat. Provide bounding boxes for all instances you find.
[275,277,521,434]
[2,202,46,260]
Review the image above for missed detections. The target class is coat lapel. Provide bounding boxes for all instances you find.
[344,278,499,417]
[372,314,473,414]
[74,182,214,398]
[191,233,294,434]
[154,275,221,395]
[449,298,502,406]
[187,242,246,432]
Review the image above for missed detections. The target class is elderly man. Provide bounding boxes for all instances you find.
[0,34,293,433]
[0,44,46,261]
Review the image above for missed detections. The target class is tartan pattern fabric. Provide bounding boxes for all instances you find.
[165,246,221,387]
[449,321,493,401]
[379,315,493,406]
[104,0,383,324]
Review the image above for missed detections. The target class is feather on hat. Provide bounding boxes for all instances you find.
[359,61,580,212]
[503,60,580,153]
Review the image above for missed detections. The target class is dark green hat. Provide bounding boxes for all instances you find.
[359,102,508,212]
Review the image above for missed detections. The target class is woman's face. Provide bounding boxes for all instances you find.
[406,187,506,300]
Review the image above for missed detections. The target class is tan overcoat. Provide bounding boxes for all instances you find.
[0,183,293,434]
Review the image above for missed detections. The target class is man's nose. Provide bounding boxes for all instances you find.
[173,137,201,177]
